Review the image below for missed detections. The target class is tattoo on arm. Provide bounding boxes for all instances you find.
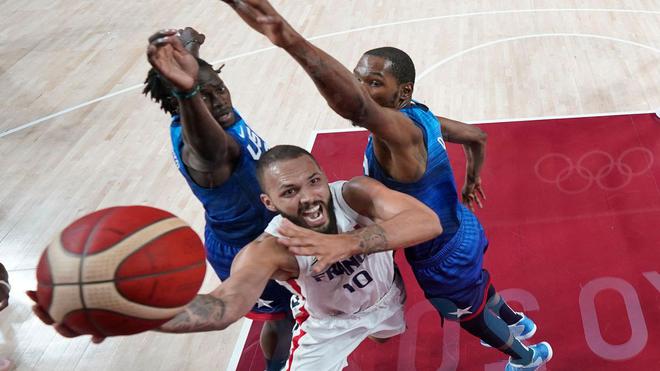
[354,225,388,254]
[162,294,228,333]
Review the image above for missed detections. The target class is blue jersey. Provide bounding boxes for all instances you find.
[170,109,275,247]
[364,101,467,262]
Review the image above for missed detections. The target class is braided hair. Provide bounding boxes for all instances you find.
[142,58,224,116]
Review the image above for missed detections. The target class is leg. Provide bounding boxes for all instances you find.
[261,316,295,371]
[252,280,296,370]
[486,285,523,325]
[460,304,533,364]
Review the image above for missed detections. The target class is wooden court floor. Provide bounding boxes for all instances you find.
[0,0,658,370]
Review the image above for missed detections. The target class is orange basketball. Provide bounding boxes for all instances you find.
[35,205,206,337]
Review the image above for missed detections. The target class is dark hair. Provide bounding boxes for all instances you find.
[364,47,415,84]
[142,58,219,115]
[256,145,319,190]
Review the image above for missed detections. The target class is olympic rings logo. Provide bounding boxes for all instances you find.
[534,147,654,194]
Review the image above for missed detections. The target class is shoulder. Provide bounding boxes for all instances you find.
[264,215,284,237]
[343,176,384,195]
[341,176,384,215]
[401,101,436,123]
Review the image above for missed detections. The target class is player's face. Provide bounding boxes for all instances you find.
[261,156,338,234]
[198,66,236,128]
[353,54,403,109]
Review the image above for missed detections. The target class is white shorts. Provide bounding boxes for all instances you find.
[284,274,406,371]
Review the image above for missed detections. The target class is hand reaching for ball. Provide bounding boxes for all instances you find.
[26,290,106,343]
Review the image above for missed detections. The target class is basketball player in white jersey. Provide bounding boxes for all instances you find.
[156,144,442,370]
[28,144,441,369]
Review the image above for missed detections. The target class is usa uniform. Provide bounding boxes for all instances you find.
[170,109,291,319]
[265,181,406,371]
[364,101,491,322]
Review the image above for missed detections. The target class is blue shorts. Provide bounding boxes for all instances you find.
[408,207,491,322]
[205,228,292,320]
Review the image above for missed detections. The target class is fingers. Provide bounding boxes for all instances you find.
[28,291,100,342]
[147,29,187,59]
[277,236,313,248]
[26,290,38,303]
[310,260,329,274]
[150,35,178,49]
[148,29,177,44]
[474,193,484,209]
[278,219,309,237]
[31,304,55,325]
[287,245,315,256]
[0,300,7,311]
[477,185,486,201]
[53,323,81,338]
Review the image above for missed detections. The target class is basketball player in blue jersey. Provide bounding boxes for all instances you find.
[221,1,552,370]
[143,27,294,370]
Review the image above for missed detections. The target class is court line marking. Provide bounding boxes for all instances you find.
[226,318,254,371]
[308,110,654,138]
[416,33,660,82]
[2,7,659,138]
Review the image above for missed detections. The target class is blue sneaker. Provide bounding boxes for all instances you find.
[480,313,537,347]
[505,342,553,370]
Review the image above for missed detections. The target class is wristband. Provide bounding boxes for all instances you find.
[172,84,200,100]
[0,280,9,292]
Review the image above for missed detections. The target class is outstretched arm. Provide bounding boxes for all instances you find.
[159,235,297,333]
[437,116,487,210]
[278,177,442,272]
[147,30,238,178]
[220,0,419,147]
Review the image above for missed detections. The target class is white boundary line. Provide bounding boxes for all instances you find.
[416,33,660,82]
[226,318,255,371]
[0,85,142,138]
[307,110,654,139]
[2,7,659,138]
[469,110,654,124]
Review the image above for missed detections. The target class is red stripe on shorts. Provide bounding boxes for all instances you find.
[286,279,310,371]
[460,275,493,322]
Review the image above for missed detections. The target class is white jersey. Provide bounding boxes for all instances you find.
[265,180,396,319]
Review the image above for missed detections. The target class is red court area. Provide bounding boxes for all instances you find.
[236,113,660,370]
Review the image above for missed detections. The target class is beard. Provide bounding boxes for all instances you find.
[279,196,338,235]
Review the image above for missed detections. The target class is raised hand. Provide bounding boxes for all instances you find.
[221,0,301,48]
[146,29,199,92]
[277,219,354,274]
[26,290,105,343]
[462,176,486,212]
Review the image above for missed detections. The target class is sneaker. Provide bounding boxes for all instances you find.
[480,312,537,347]
[505,342,553,370]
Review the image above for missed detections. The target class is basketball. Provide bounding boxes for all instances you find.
[35,205,206,337]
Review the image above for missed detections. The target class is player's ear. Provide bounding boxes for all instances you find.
[260,193,277,212]
[399,82,413,101]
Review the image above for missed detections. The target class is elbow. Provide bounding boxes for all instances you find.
[434,214,443,237]
[428,212,443,238]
